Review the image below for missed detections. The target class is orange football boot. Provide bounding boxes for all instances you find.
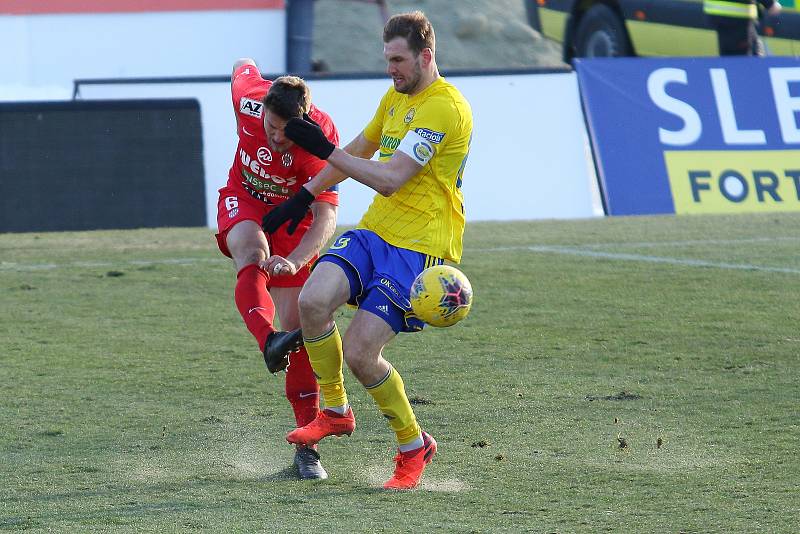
[383,431,437,490]
[286,408,356,446]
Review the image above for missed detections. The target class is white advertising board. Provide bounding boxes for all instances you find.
[0,9,285,92]
[77,71,603,226]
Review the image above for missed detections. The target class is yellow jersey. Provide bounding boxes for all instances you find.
[359,77,473,263]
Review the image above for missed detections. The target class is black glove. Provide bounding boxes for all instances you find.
[262,186,315,235]
[285,113,335,160]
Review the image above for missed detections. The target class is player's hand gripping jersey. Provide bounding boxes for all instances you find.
[360,77,472,263]
[228,64,339,209]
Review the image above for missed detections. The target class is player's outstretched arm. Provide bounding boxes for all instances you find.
[327,146,421,197]
[262,132,378,234]
[303,132,380,195]
[285,116,420,196]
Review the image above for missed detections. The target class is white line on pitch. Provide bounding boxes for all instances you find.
[579,236,800,249]
[0,257,228,272]
[2,236,798,274]
[478,245,800,275]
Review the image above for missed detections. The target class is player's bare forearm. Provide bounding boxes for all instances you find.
[285,201,337,269]
[303,164,349,197]
[284,121,413,196]
[313,131,420,197]
[326,147,421,197]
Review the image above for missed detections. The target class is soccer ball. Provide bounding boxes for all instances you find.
[410,265,473,327]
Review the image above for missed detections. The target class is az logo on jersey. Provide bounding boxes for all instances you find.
[240,97,263,118]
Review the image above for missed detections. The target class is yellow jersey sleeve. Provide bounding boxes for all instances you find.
[357,77,473,263]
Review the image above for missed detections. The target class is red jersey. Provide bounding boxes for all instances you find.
[228,64,339,207]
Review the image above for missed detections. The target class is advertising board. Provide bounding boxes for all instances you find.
[576,57,800,215]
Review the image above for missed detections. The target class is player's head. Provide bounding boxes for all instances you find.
[383,11,436,95]
[263,75,311,152]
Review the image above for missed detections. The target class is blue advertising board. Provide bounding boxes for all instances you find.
[575,57,800,216]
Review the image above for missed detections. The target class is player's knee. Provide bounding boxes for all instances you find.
[232,248,266,271]
[298,285,332,321]
[226,222,269,268]
[342,345,371,380]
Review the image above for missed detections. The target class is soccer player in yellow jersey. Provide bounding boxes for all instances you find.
[261,11,472,490]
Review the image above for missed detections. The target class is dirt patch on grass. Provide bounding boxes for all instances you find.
[586,391,643,402]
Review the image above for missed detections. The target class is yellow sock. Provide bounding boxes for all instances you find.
[365,366,421,445]
[304,324,348,408]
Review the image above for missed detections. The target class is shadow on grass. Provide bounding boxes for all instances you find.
[261,465,296,481]
[2,473,397,528]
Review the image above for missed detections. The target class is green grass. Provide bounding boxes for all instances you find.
[1,213,799,533]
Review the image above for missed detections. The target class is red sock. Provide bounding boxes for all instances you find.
[234,264,275,352]
[285,346,320,427]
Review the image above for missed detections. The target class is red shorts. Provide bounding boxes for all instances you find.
[215,185,317,288]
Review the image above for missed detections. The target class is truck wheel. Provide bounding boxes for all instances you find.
[573,4,632,57]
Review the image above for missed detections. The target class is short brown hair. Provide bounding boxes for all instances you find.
[383,11,435,55]
[264,76,310,119]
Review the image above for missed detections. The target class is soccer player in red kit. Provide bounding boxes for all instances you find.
[215,58,340,479]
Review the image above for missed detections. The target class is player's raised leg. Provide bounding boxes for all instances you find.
[287,262,355,446]
[223,219,302,372]
[226,220,277,347]
[343,309,436,490]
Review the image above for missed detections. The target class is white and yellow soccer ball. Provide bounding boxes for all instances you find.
[410,265,473,327]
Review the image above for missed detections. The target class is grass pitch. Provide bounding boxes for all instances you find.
[1,213,799,533]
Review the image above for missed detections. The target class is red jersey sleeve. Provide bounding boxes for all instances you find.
[231,64,270,114]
